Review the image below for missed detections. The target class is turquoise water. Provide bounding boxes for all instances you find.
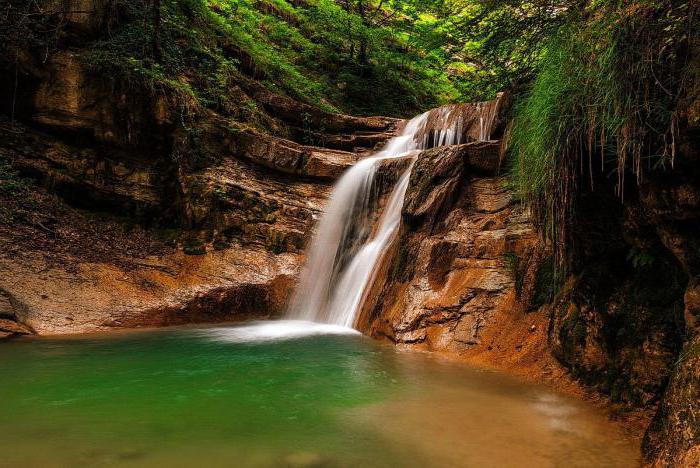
[0,321,639,467]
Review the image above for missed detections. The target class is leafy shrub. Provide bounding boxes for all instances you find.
[75,0,469,118]
[627,248,655,270]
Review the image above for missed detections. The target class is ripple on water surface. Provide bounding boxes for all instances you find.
[0,320,640,467]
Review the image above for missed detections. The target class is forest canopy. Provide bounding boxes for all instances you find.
[1,0,695,117]
[1,0,586,117]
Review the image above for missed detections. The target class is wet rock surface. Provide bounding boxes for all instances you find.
[360,142,542,353]
[0,248,298,335]
[359,113,700,466]
[0,290,32,338]
[0,99,373,336]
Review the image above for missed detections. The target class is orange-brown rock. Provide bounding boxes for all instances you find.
[0,247,298,335]
[180,155,330,254]
[30,51,171,146]
[211,122,360,180]
[0,103,337,336]
[359,142,543,354]
[0,290,33,338]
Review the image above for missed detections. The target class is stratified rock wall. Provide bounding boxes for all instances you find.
[360,85,700,466]
[359,141,544,353]
[0,0,399,336]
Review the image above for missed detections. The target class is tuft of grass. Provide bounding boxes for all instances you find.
[183,235,207,255]
[509,1,698,273]
[503,252,523,295]
[0,156,29,196]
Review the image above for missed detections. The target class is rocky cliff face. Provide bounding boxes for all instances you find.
[641,62,700,467]
[0,108,393,337]
[0,0,398,336]
[548,59,700,467]
[359,142,540,349]
[356,119,572,387]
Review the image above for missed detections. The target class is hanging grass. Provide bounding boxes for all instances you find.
[509,0,698,273]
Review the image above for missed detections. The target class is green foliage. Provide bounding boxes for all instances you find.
[531,256,558,307]
[76,0,474,117]
[213,238,232,250]
[676,341,700,366]
[172,126,217,170]
[449,0,584,99]
[503,251,523,294]
[183,235,208,255]
[627,248,655,270]
[266,230,287,255]
[508,0,698,269]
[82,0,242,115]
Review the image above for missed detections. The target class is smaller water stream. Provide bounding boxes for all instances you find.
[0,323,640,467]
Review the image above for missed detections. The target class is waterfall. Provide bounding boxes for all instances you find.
[287,97,502,328]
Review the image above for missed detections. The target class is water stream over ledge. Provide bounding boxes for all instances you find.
[288,99,504,328]
[0,322,639,467]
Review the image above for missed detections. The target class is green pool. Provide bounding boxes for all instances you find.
[0,321,639,467]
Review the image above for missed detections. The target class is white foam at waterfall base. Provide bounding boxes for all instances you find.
[287,98,502,329]
[205,321,359,343]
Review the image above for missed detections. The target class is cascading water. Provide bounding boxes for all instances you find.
[287,97,502,328]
